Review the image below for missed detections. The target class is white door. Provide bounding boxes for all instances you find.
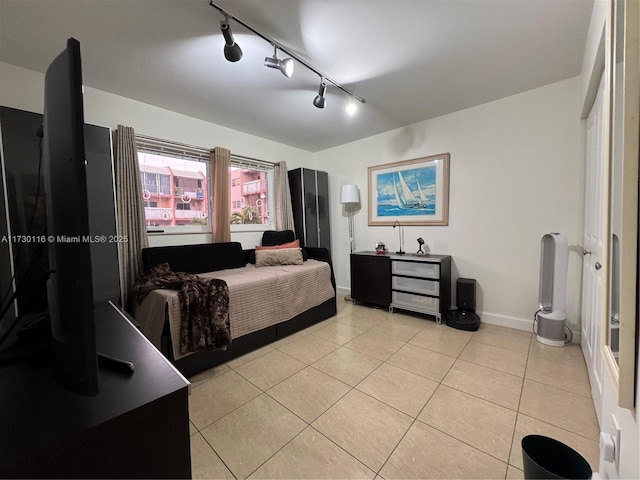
[581,73,606,424]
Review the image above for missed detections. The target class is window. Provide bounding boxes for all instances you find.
[137,135,275,234]
[137,138,209,233]
[229,160,274,230]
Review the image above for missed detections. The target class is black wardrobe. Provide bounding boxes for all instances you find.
[288,168,331,250]
[0,106,120,318]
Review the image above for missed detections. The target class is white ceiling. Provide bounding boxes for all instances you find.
[0,0,593,152]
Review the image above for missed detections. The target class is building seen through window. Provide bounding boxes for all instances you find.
[137,142,273,232]
[138,152,208,228]
[230,166,270,225]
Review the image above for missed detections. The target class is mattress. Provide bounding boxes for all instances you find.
[134,259,335,360]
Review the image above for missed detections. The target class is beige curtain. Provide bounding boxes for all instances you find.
[273,161,295,230]
[209,147,231,242]
[113,125,148,311]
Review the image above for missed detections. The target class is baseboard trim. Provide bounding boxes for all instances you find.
[336,289,581,343]
[481,311,581,344]
[336,286,350,297]
[479,311,533,332]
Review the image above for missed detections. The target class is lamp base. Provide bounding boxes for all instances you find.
[395,250,405,255]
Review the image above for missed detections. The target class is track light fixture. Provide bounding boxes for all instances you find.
[345,98,358,115]
[264,45,294,78]
[313,79,328,109]
[220,15,242,62]
[209,1,366,112]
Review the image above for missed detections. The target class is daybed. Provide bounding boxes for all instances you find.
[133,231,337,377]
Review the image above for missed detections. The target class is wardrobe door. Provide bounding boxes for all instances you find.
[0,107,50,315]
[84,124,120,304]
[0,106,120,314]
[302,168,319,247]
[288,168,305,245]
[316,170,331,250]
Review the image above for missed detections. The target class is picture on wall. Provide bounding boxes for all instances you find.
[368,153,450,226]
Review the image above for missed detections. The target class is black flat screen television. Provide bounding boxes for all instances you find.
[43,37,99,396]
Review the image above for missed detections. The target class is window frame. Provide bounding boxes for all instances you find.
[135,135,276,235]
[229,157,275,233]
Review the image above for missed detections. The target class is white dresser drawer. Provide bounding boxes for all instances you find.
[392,260,440,279]
[392,291,439,313]
[392,276,440,296]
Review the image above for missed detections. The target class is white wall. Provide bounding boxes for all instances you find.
[0,62,314,249]
[0,59,592,330]
[316,77,584,334]
[0,60,586,335]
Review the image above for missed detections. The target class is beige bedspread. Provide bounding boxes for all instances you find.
[133,259,335,361]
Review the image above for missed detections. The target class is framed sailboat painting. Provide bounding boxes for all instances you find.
[368,153,450,226]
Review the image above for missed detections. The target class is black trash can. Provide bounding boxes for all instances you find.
[522,435,592,479]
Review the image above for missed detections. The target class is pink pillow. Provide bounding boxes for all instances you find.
[255,239,300,250]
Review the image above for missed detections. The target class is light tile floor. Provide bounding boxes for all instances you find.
[188,297,600,479]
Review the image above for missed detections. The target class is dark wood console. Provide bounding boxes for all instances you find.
[350,251,451,323]
[350,251,391,307]
[0,301,191,478]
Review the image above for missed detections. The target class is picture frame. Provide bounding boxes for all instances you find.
[368,153,450,226]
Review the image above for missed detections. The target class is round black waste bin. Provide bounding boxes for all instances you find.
[522,435,592,479]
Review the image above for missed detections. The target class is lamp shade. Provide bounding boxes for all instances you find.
[340,184,360,204]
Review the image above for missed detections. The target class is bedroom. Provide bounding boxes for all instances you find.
[0,0,638,479]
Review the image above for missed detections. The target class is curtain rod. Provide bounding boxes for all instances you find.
[135,134,209,154]
[231,154,276,167]
[135,133,276,166]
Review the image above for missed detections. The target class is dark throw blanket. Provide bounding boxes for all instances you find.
[133,263,231,355]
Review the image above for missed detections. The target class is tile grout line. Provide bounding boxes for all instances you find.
[242,369,377,477]
[522,376,595,400]
[197,431,239,480]
[504,331,536,478]
[412,416,513,467]
[190,303,596,479]
[374,327,474,477]
[515,411,602,444]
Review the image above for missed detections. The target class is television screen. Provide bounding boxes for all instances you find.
[43,37,99,396]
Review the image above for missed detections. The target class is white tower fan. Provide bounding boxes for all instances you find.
[535,233,569,347]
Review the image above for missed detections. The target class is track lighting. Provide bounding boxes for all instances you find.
[345,98,358,115]
[210,1,366,112]
[264,46,294,78]
[313,79,328,109]
[220,15,242,62]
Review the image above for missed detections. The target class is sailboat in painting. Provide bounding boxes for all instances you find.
[416,179,429,205]
[393,172,429,209]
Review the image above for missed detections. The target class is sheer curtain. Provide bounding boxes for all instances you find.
[273,161,294,230]
[113,125,148,311]
[209,147,231,242]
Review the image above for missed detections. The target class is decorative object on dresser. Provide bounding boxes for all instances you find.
[416,237,425,255]
[368,153,450,226]
[340,184,360,253]
[392,220,405,254]
[288,168,331,249]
